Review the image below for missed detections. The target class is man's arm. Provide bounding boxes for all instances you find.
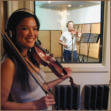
[58,40,67,48]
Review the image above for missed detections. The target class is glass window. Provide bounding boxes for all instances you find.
[35,1,104,63]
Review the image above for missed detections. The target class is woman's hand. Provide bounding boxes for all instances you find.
[45,67,72,89]
[34,94,55,110]
[60,67,72,80]
[64,67,72,77]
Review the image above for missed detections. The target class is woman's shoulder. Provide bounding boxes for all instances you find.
[1,56,16,86]
[1,55,16,71]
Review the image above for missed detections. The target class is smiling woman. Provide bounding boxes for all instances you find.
[1,9,72,110]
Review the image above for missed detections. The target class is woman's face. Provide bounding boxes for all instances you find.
[16,17,38,49]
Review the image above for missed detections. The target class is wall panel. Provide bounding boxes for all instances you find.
[91,23,100,34]
[81,24,91,33]
[51,31,62,57]
[80,24,91,56]
[38,31,51,52]
[79,43,89,56]
[38,30,62,58]
[89,23,100,58]
[88,40,100,59]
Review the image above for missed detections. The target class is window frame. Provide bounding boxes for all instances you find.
[34,0,110,73]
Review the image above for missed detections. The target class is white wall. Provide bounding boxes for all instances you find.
[35,4,101,31]
[70,5,101,24]
[35,8,62,30]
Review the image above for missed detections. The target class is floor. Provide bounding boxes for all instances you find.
[56,55,99,63]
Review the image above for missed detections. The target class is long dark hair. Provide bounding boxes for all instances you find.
[5,9,40,50]
[4,9,40,91]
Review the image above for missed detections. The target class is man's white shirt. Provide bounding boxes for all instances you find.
[60,31,77,51]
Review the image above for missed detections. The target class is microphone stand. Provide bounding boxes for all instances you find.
[71,35,74,62]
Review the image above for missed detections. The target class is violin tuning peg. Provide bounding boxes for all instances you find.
[45,49,49,53]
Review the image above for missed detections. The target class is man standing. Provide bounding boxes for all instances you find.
[59,21,81,62]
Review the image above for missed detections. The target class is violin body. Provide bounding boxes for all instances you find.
[31,42,67,78]
[31,41,77,86]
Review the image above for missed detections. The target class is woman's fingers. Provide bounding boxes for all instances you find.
[35,94,55,110]
[43,94,55,105]
[64,67,72,77]
[43,94,55,108]
[46,94,55,104]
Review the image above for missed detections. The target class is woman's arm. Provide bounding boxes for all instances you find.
[1,58,16,108]
[1,58,55,110]
[45,67,72,89]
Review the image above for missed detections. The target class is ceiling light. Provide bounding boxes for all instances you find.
[80,5,83,7]
[48,1,51,4]
[68,4,72,7]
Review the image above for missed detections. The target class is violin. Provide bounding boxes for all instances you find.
[70,28,78,36]
[1,30,76,95]
[31,40,76,86]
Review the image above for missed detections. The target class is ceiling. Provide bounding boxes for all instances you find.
[35,1,101,10]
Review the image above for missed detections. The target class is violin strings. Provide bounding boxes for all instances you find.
[25,57,46,83]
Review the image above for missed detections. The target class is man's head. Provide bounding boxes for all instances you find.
[66,21,74,31]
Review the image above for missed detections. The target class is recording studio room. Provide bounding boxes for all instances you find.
[0,0,110,110]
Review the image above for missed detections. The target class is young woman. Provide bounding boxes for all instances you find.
[1,9,72,110]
